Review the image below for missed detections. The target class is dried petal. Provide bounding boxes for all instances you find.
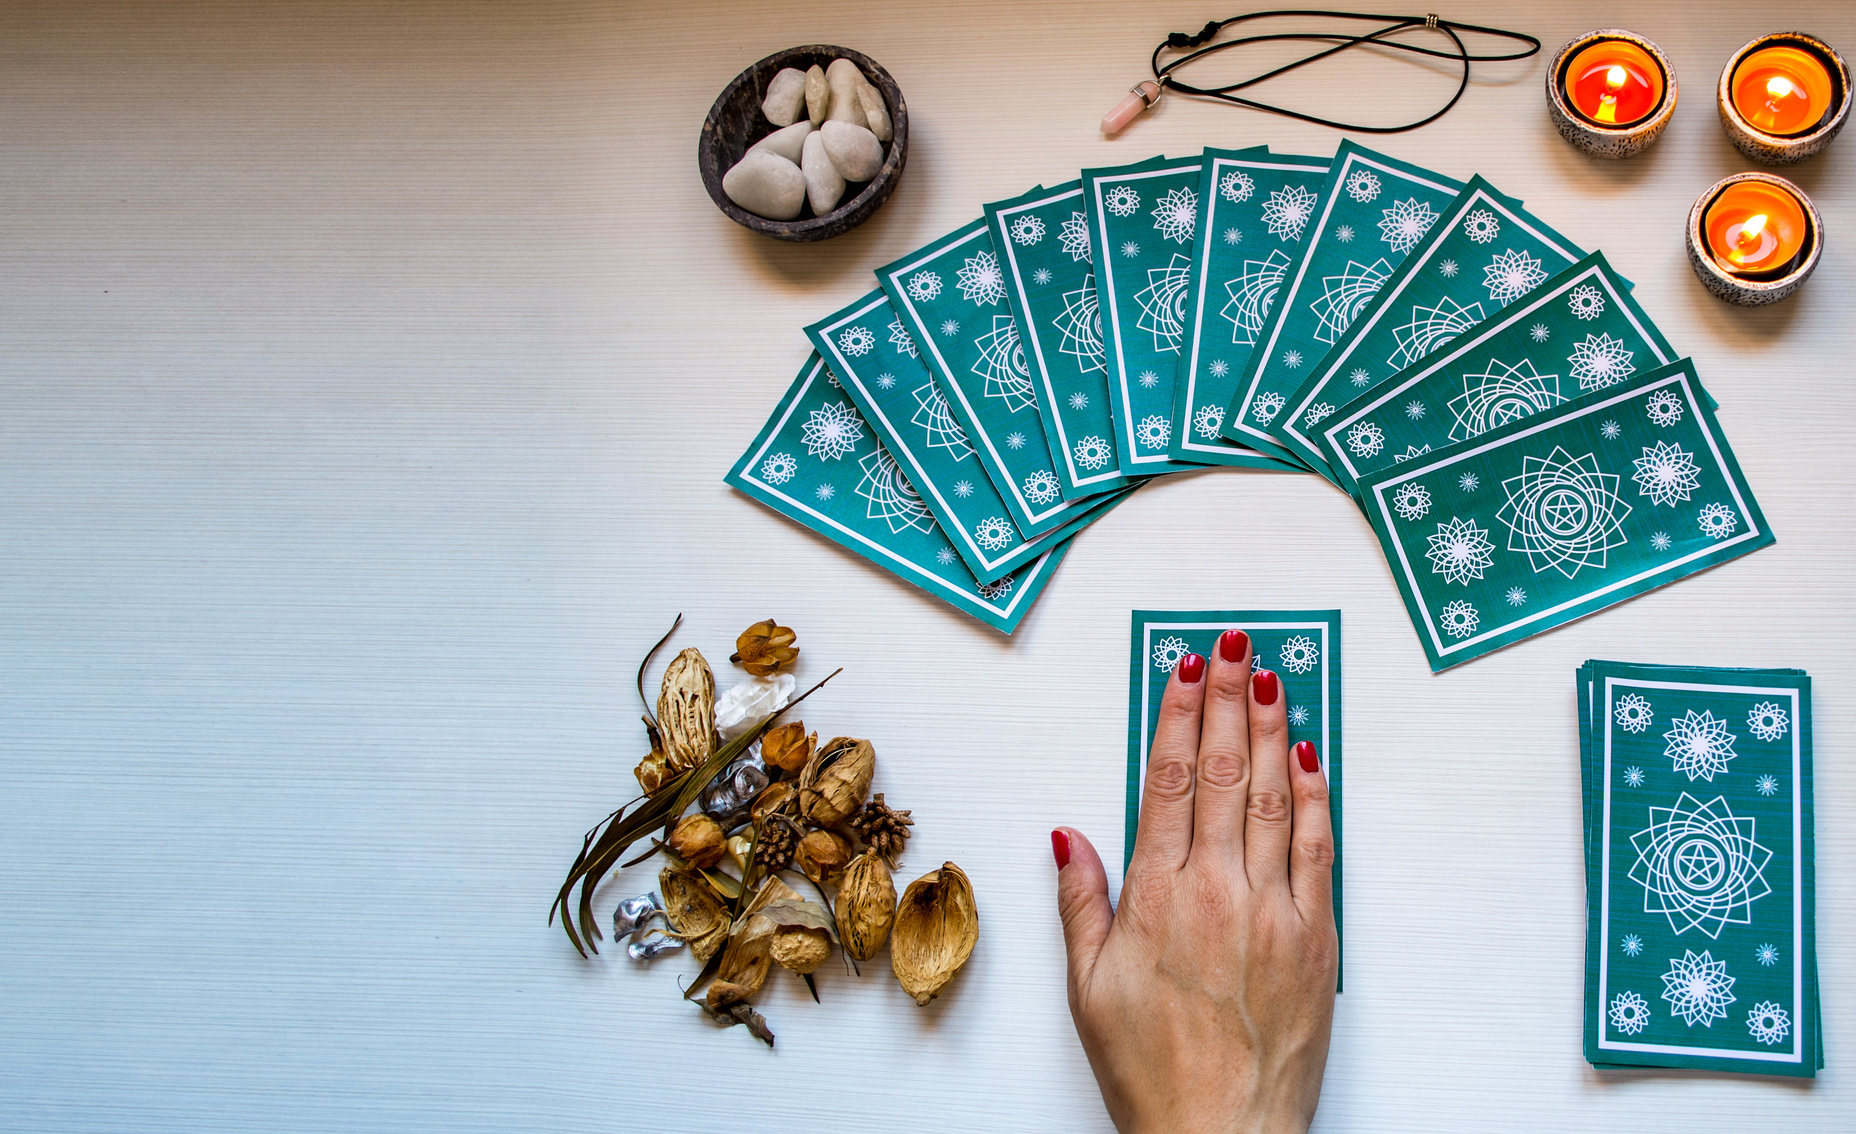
[660,867,730,960]
[633,745,672,795]
[759,721,816,774]
[798,736,875,827]
[667,813,725,869]
[891,862,978,1006]
[706,877,799,1009]
[655,648,715,775]
[750,780,796,823]
[732,618,800,676]
[835,852,896,962]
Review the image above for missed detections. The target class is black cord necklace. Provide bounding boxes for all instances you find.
[1103,10,1540,135]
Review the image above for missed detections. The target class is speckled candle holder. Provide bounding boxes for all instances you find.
[1685,172,1823,306]
[1546,30,1678,159]
[1717,33,1850,165]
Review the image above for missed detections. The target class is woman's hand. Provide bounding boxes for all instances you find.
[1052,629,1338,1134]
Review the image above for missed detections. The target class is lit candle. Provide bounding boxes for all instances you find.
[1703,180,1808,276]
[1731,45,1835,136]
[1565,39,1665,126]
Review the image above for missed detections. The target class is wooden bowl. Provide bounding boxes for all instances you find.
[699,45,908,242]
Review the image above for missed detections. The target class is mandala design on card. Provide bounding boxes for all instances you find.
[1283,350,1302,368]
[1222,250,1293,345]
[1104,184,1141,216]
[1345,168,1381,202]
[1756,943,1780,965]
[953,480,974,498]
[1288,704,1310,726]
[1425,517,1494,584]
[1651,531,1671,551]
[1151,187,1198,243]
[1135,254,1193,353]
[1748,1002,1791,1046]
[941,318,960,337]
[1223,228,1243,245]
[1378,197,1438,252]
[1697,502,1738,540]
[1462,208,1500,243]
[972,514,1015,551]
[1310,258,1392,344]
[1568,333,1636,390]
[1350,367,1373,387]
[1007,432,1027,449]
[1335,225,1354,242]
[1122,240,1140,258]
[1609,991,1651,1035]
[1634,794,1772,938]
[1273,636,1317,674]
[936,547,957,565]
[837,325,875,356]
[1438,599,1479,638]
[1601,420,1622,439]
[1615,692,1653,734]
[1135,414,1171,450]
[1483,248,1547,304]
[1405,401,1426,420]
[1388,297,1486,368]
[975,572,1015,601]
[1194,403,1226,439]
[1152,635,1191,672]
[1263,184,1318,241]
[907,271,942,302]
[1747,701,1789,742]
[1059,211,1092,262]
[1009,214,1046,246]
[973,315,1037,412]
[1022,469,1061,506]
[1645,390,1684,427]
[1632,441,1700,507]
[1033,268,1052,285]
[1251,391,1286,425]
[1219,168,1255,203]
[888,318,919,358]
[1530,323,1550,342]
[1459,471,1479,491]
[1496,447,1631,577]
[759,452,797,485]
[1663,711,1738,781]
[1138,370,1159,388]
[1393,482,1432,520]
[815,483,835,501]
[801,401,865,461]
[1073,435,1112,470]
[1210,360,1229,378]
[1068,391,1089,411]
[1756,776,1779,797]
[1623,933,1645,955]
[1568,284,1606,320]
[1392,444,1432,463]
[877,372,896,389]
[1623,765,1644,786]
[1345,420,1383,456]
[1303,402,1335,427]
[855,449,934,534]
[1055,274,1107,374]
[1661,950,1737,1025]
[956,251,1006,306]
[1447,359,1565,441]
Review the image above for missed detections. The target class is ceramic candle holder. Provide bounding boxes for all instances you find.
[1547,30,1677,158]
[1717,33,1850,165]
[1686,173,1823,305]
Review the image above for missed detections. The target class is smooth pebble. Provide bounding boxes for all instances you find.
[821,120,883,182]
[825,58,864,124]
[857,81,893,142]
[801,130,845,215]
[761,67,807,127]
[747,119,813,164]
[804,65,828,128]
[722,150,805,220]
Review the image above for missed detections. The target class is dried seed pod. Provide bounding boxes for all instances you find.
[707,877,799,1009]
[835,852,896,962]
[798,736,874,827]
[731,619,799,676]
[795,829,851,884]
[848,793,914,862]
[891,862,978,1006]
[763,898,835,974]
[750,780,796,824]
[655,648,715,776]
[667,813,725,869]
[759,721,816,774]
[633,744,672,795]
[659,867,730,960]
[753,814,801,873]
[722,834,753,874]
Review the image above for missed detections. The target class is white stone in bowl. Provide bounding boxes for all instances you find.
[761,67,807,127]
[722,150,806,220]
[825,58,864,124]
[821,120,883,182]
[747,120,813,164]
[801,130,845,215]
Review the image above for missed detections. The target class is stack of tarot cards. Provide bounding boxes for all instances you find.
[1579,661,1819,1075]
[727,140,1773,650]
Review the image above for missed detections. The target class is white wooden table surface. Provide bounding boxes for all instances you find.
[1,2,1852,1129]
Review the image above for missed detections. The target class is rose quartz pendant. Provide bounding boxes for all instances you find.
[1102,81,1162,135]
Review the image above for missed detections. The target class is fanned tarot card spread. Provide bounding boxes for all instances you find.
[1580,661,1818,1075]
[1320,253,1678,497]
[727,353,1069,634]
[1083,155,1215,475]
[1220,141,1463,465]
[1277,177,1592,476]
[1358,359,1772,671]
[878,220,1116,539]
[807,291,1125,583]
[985,181,1142,498]
[1170,147,1332,467]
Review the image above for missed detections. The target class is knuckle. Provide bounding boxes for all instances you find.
[1250,707,1288,746]
[1157,691,1199,731]
[1296,834,1336,869]
[1295,777,1330,807]
[1147,754,1195,801]
[1209,655,1250,700]
[1247,789,1290,826]
[1196,745,1248,789]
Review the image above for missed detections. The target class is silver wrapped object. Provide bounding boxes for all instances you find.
[699,749,769,830]
[627,933,685,961]
[613,891,665,939]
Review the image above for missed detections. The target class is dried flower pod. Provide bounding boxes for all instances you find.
[848,793,914,862]
[753,814,801,873]
[731,618,799,676]
[759,721,816,774]
[707,877,799,1009]
[835,852,896,962]
[659,867,730,960]
[667,813,725,869]
[655,648,715,776]
[633,744,672,795]
[722,834,753,874]
[798,736,875,827]
[891,862,978,1006]
[795,829,851,884]
[750,780,796,824]
[763,898,834,974]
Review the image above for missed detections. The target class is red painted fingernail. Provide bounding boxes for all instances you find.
[1295,741,1320,774]
[1051,829,1070,869]
[1177,653,1205,684]
[1218,628,1249,663]
[1252,668,1279,705]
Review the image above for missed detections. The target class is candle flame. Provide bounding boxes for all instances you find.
[1766,75,1795,101]
[1605,65,1628,91]
[1737,214,1770,247]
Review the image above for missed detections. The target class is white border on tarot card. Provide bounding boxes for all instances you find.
[1180,156,1332,456]
[885,226,1095,529]
[1091,162,1202,467]
[739,356,1055,620]
[1324,264,1664,487]
[1366,367,1760,657]
[1279,186,1582,459]
[1597,677,1803,1064]
[1226,151,1458,450]
[993,187,1129,488]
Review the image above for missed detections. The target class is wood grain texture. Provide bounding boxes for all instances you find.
[0,2,1850,1130]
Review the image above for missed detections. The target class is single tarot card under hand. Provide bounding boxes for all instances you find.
[1221,141,1462,464]
[1359,359,1772,671]
[1585,661,1815,1075]
[1170,147,1331,467]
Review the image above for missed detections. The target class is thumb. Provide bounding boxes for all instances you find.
[1051,827,1112,996]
